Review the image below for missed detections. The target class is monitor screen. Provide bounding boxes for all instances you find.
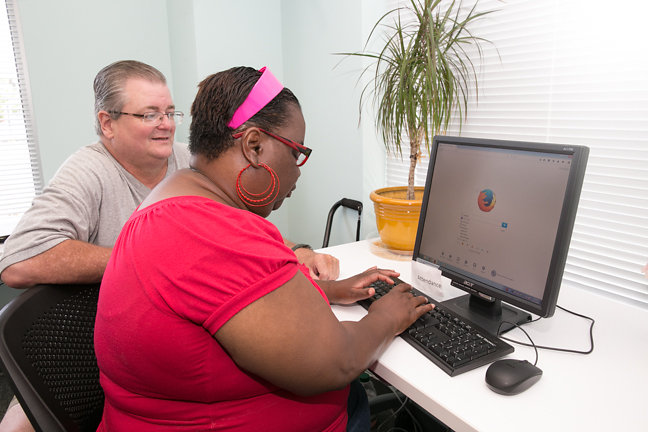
[413,136,589,335]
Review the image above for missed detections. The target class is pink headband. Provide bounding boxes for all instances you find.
[228,67,284,129]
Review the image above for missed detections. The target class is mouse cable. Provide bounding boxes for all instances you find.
[497,321,539,366]
[365,369,421,432]
[499,305,595,355]
[376,389,423,432]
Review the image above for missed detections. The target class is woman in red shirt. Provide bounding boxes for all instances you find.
[94,66,433,431]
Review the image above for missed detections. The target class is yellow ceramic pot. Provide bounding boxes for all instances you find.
[370,186,425,251]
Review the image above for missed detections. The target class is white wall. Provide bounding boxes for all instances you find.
[16,0,174,182]
[277,0,365,247]
[15,0,391,247]
[166,0,198,146]
[192,0,284,78]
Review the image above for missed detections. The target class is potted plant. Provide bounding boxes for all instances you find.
[342,0,495,250]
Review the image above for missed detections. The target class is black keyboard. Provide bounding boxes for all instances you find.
[358,278,514,376]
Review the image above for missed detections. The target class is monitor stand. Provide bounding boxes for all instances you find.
[441,294,532,336]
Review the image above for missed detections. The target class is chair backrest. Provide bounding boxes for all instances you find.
[0,284,104,432]
[322,198,363,248]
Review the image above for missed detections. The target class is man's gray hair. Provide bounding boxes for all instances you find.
[93,60,167,136]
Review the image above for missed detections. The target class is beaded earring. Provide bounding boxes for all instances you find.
[236,163,280,207]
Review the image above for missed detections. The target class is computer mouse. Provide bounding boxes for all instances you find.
[485,359,542,395]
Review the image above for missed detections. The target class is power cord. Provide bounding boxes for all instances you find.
[498,304,595,357]
[376,387,423,432]
[365,369,425,432]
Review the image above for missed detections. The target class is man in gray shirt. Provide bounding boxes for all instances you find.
[0,60,338,431]
[0,60,189,288]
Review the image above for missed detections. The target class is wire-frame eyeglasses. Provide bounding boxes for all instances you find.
[108,111,184,126]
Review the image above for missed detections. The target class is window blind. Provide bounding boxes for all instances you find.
[0,0,41,238]
[384,0,648,306]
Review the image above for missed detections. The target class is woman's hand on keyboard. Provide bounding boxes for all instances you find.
[317,266,400,305]
[369,283,436,336]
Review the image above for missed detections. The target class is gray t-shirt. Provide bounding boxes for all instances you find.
[0,142,191,274]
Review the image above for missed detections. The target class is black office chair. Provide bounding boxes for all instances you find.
[0,284,104,432]
[322,198,363,248]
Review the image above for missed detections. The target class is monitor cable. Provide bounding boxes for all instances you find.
[376,391,423,432]
[368,373,425,432]
[498,305,595,356]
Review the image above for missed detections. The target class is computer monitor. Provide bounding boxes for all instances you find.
[413,136,589,335]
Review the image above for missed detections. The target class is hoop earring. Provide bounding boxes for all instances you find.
[236,163,280,207]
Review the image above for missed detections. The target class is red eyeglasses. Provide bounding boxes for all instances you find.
[232,128,312,166]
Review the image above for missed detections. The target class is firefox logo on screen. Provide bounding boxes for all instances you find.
[478,188,496,212]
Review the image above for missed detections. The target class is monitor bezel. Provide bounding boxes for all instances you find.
[412,135,589,318]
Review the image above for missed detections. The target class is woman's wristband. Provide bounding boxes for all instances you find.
[291,243,312,252]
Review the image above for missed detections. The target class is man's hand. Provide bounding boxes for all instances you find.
[293,247,340,281]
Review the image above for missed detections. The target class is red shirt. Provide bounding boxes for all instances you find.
[95,196,348,431]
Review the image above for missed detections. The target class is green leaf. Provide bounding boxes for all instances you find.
[335,0,498,196]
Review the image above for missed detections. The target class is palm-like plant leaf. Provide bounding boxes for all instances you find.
[337,0,496,199]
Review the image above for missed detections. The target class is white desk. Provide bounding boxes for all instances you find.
[324,240,648,432]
